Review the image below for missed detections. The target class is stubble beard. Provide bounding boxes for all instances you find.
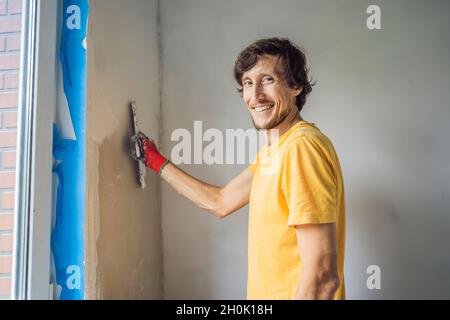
[251,107,291,131]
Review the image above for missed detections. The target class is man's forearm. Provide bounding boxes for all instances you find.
[134,132,252,218]
[160,162,224,217]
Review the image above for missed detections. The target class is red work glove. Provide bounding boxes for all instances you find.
[138,132,169,175]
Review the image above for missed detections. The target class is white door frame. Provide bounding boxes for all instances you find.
[12,0,59,300]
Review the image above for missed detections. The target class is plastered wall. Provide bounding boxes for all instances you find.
[85,0,162,299]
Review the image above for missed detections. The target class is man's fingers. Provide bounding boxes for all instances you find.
[138,131,150,140]
[138,132,156,147]
[131,134,140,143]
[131,133,152,148]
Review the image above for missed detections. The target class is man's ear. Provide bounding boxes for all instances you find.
[294,87,303,96]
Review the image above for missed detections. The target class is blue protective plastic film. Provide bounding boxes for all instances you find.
[51,0,88,300]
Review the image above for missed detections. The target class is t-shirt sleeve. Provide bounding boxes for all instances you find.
[281,135,338,227]
[248,154,258,173]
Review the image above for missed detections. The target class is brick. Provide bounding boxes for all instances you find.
[0,255,12,273]
[0,16,21,33]
[0,131,16,147]
[0,278,11,296]
[0,214,14,230]
[0,54,19,71]
[0,233,12,251]
[0,36,5,51]
[1,192,13,209]
[7,0,21,15]
[4,111,16,128]
[0,73,4,88]
[0,54,20,70]
[0,171,14,188]
[0,92,18,108]
[2,151,15,168]
[4,72,17,89]
[0,54,19,70]
[0,112,2,127]
[5,34,19,51]
[0,0,6,15]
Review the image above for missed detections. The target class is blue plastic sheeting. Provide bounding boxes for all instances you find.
[51,0,88,300]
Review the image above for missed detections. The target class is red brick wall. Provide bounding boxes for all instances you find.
[0,0,21,299]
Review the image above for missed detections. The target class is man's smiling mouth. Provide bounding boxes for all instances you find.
[253,104,274,112]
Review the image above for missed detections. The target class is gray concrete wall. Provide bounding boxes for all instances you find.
[160,0,450,299]
[85,0,163,299]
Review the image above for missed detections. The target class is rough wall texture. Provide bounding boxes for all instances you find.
[85,0,162,299]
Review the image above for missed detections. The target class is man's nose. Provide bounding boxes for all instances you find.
[252,82,265,99]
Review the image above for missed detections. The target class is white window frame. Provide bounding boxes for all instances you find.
[12,0,59,300]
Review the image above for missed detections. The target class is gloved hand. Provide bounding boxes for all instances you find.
[131,132,169,175]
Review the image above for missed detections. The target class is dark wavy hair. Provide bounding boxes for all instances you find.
[234,37,314,113]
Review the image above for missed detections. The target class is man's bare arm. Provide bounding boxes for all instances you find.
[132,132,254,218]
[293,223,340,300]
[160,162,254,219]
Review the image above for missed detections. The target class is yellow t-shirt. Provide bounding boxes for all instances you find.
[247,120,346,300]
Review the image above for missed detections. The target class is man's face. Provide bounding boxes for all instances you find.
[242,54,302,130]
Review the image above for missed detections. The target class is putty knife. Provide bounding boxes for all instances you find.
[130,101,147,189]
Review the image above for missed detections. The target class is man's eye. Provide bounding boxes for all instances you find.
[263,77,273,82]
[243,81,252,87]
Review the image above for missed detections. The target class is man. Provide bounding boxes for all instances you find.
[134,38,346,300]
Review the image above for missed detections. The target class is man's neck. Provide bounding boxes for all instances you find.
[266,110,302,146]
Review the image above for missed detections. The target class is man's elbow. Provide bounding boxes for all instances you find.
[307,253,340,299]
[317,265,340,298]
[209,193,229,219]
[211,208,227,219]
[322,271,340,294]
[213,206,234,219]
[210,189,236,219]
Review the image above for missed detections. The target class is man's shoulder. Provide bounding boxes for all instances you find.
[285,123,330,150]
